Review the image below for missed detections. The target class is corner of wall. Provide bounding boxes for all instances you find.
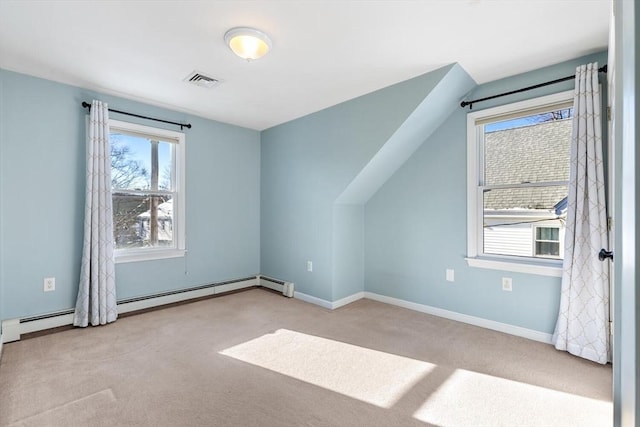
[330,64,475,301]
[332,204,365,300]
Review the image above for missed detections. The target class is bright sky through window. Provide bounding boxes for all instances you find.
[110,133,172,190]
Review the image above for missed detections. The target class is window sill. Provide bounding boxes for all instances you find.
[465,256,563,277]
[115,249,186,264]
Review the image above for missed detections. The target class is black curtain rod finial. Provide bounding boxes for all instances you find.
[460,100,473,109]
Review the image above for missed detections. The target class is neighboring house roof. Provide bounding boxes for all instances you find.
[484,119,571,210]
[138,199,173,220]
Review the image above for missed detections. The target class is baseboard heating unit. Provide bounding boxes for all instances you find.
[259,275,295,297]
[2,275,295,343]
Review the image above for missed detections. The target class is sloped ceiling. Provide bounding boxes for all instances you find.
[336,64,476,205]
[0,1,609,130]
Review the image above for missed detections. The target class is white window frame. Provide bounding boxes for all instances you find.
[532,224,563,259]
[109,119,186,263]
[466,90,574,277]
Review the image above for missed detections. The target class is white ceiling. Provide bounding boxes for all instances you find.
[0,1,609,131]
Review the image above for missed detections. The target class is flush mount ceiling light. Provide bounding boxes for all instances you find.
[224,27,272,61]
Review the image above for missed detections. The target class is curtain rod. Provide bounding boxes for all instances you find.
[81,102,192,130]
[460,64,608,110]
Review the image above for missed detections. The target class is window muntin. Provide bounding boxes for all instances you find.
[466,90,574,275]
[109,120,185,262]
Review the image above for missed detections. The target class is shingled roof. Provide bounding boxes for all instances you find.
[484,119,571,211]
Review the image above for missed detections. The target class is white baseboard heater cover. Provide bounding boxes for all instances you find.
[259,275,295,297]
[2,274,295,343]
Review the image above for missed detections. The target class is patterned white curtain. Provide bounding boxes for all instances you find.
[73,100,118,327]
[553,63,609,364]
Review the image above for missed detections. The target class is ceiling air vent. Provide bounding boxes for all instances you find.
[184,71,219,89]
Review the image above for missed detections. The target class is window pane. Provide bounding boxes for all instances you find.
[110,133,173,191]
[483,186,566,259]
[536,227,559,241]
[484,112,572,186]
[113,193,174,249]
[110,133,150,190]
[535,241,560,257]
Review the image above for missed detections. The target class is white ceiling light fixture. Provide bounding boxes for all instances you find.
[224,27,272,61]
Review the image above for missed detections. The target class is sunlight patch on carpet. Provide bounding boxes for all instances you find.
[220,329,435,408]
[413,369,612,427]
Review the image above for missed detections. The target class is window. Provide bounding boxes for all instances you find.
[534,226,561,258]
[109,120,185,263]
[466,90,574,276]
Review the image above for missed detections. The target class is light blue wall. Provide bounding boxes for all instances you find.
[0,69,260,320]
[0,49,608,339]
[332,204,365,300]
[260,65,467,301]
[365,51,608,334]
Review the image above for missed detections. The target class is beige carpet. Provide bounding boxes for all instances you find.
[0,288,612,426]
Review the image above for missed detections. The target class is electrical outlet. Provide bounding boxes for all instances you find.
[44,277,56,292]
[446,269,454,282]
[502,277,512,292]
[307,261,313,272]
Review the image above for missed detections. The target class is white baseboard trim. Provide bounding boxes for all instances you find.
[293,290,364,310]
[1,276,259,343]
[364,291,553,344]
[332,291,365,309]
[293,291,334,309]
[0,278,551,346]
